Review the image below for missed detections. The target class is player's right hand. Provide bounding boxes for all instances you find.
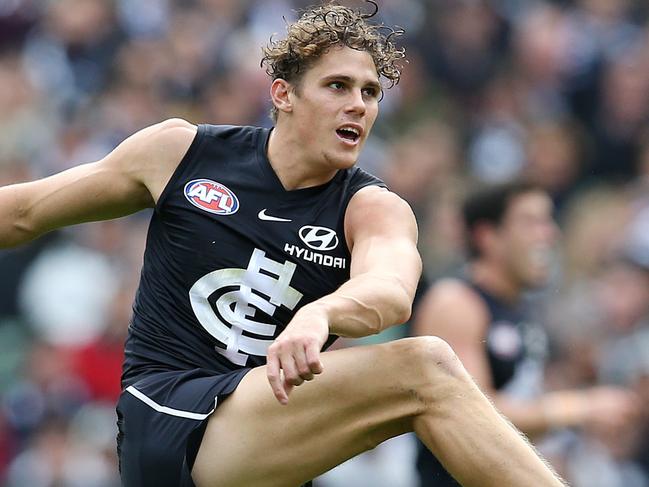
[265,305,329,405]
[580,386,641,431]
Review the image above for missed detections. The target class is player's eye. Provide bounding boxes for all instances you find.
[362,87,379,99]
[328,81,345,90]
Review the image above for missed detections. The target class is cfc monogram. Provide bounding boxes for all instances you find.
[188,249,303,366]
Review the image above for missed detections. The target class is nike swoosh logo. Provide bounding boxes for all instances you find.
[258,209,292,222]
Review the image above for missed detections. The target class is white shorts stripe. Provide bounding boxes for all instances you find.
[125,385,217,421]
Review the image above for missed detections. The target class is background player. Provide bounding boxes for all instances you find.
[0,3,566,487]
[413,181,639,486]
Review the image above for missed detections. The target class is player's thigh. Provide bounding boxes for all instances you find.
[192,338,438,487]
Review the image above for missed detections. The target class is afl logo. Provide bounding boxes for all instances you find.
[184,179,239,215]
[299,225,339,251]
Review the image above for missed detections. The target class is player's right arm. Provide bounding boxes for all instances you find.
[413,280,639,437]
[0,118,197,248]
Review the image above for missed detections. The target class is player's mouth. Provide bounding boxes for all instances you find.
[336,124,363,146]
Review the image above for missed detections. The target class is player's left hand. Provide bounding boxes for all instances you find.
[266,306,329,405]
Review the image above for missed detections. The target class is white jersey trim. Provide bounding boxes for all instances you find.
[125,385,217,421]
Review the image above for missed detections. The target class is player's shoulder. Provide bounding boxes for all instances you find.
[146,120,267,148]
[348,185,412,216]
[99,119,199,202]
[155,117,196,131]
[199,123,259,136]
[413,277,491,337]
[426,278,489,317]
[135,118,199,165]
[344,185,418,251]
[109,118,197,163]
[197,123,267,150]
[141,118,198,149]
[346,185,416,234]
[103,118,196,164]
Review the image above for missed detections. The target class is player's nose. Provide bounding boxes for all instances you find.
[345,88,366,116]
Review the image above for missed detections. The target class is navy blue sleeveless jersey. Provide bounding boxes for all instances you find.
[476,283,548,396]
[416,280,548,487]
[121,124,385,387]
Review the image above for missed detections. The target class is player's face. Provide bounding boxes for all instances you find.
[496,191,558,288]
[289,45,381,169]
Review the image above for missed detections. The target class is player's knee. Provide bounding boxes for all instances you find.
[409,336,465,377]
[386,336,465,380]
[389,336,473,409]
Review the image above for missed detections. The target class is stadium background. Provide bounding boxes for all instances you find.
[0,0,648,485]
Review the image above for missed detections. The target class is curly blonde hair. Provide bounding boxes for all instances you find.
[261,1,405,121]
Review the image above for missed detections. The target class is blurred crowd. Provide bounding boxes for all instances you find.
[0,0,648,486]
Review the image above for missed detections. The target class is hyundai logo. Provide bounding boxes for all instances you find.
[298,225,339,251]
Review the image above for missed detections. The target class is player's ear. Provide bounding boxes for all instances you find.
[270,79,293,115]
[473,222,498,255]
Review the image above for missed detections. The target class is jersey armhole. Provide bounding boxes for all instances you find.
[155,124,207,212]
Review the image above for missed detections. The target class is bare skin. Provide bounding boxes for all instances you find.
[0,47,566,487]
[0,119,194,247]
[194,337,563,487]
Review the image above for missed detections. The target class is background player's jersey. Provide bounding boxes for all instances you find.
[473,282,548,398]
[122,124,384,387]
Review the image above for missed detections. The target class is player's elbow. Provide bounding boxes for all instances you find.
[1,219,35,248]
[392,291,413,325]
[0,196,36,248]
[385,277,414,326]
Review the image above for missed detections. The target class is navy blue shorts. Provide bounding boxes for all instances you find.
[116,368,251,487]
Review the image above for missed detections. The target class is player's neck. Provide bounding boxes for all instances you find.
[470,260,523,304]
[267,124,338,191]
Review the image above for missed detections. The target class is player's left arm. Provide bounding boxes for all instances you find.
[321,185,422,336]
[266,186,421,404]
